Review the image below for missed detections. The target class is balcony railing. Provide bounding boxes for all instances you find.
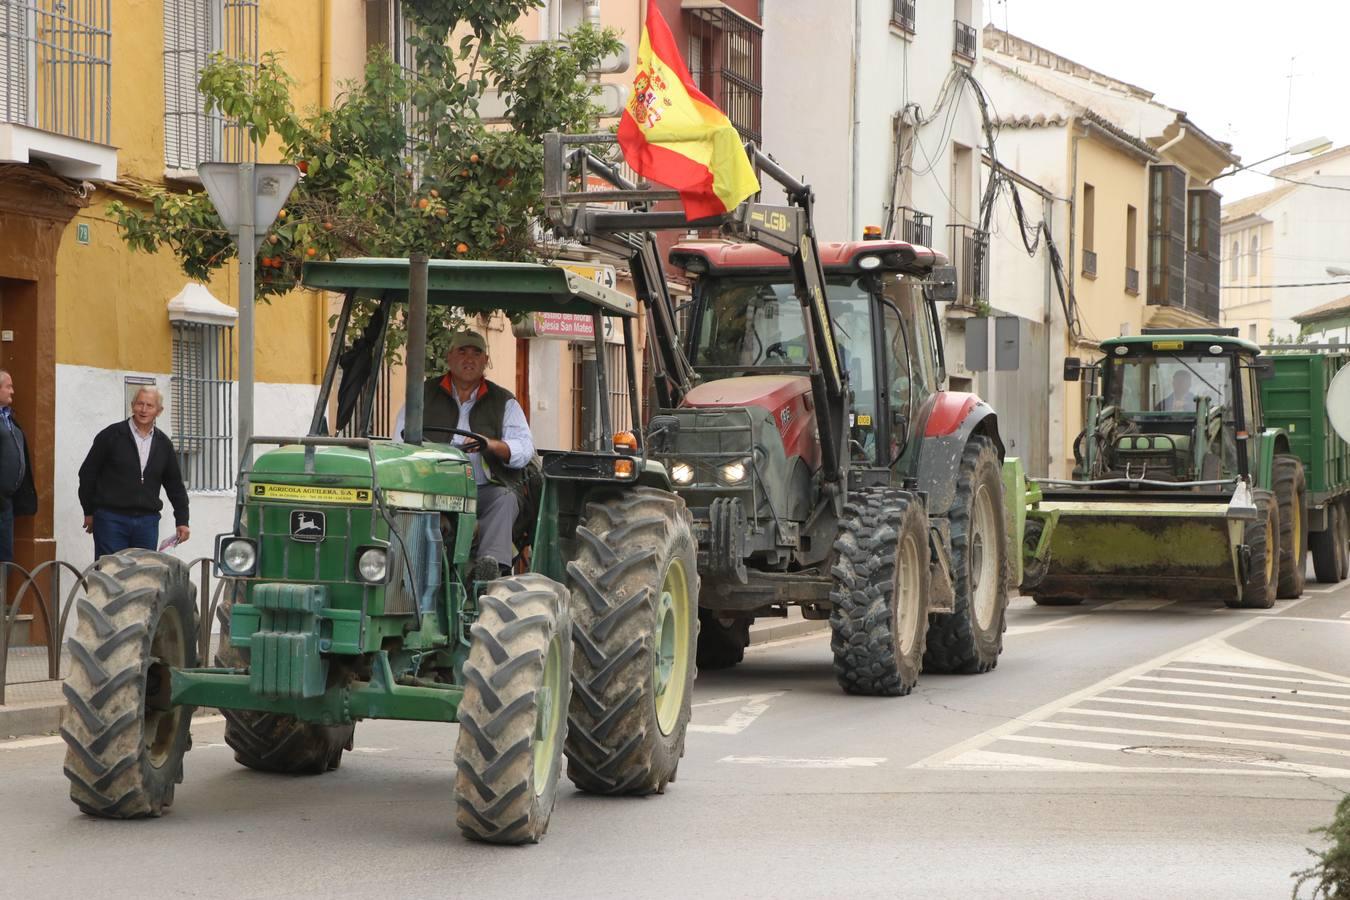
[948,223,989,306]
[891,0,915,32]
[1082,248,1097,278]
[686,6,763,145]
[1125,266,1139,295]
[0,0,111,145]
[897,206,932,247]
[954,20,977,61]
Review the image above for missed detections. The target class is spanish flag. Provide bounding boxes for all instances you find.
[617,0,760,221]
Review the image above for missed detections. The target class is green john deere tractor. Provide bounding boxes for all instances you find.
[60,258,698,844]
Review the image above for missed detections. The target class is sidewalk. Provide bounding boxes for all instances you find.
[1,613,826,740]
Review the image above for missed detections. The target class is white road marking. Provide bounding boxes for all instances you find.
[1084,695,1350,726]
[719,755,886,769]
[997,735,1350,778]
[1341,610,1350,619]
[1160,665,1350,688]
[1106,685,1350,712]
[910,616,1266,770]
[690,691,786,735]
[1053,707,1350,742]
[1004,615,1089,637]
[0,714,224,751]
[1132,675,1350,700]
[1028,720,1350,760]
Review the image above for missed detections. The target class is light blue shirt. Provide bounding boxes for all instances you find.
[395,389,534,486]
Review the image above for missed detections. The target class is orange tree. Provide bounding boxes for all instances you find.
[109,0,620,364]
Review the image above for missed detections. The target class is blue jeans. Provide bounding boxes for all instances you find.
[0,502,12,563]
[92,510,159,559]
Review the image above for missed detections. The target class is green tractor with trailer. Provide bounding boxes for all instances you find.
[60,258,698,844]
[1023,327,1313,608]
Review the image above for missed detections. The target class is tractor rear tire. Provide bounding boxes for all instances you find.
[62,550,198,818]
[564,487,698,795]
[215,580,354,775]
[1310,502,1348,584]
[1273,454,1308,599]
[923,437,1010,674]
[829,489,930,696]
[696,610,750,670]
[1229,488,1280,609]
[455,573,572,844]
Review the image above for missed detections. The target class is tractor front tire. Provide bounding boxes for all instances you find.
[564,487,698,795]
[923,437,1010,674]
[62,550,198,818]
[455,573,572,845]
[216,581,353,775]
[829,489,930,696]
[1310,502,1348,584]
[1273,454,1308,599]
[696,610,750,670]
[1230,488,1280,609]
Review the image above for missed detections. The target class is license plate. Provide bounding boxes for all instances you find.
[250,483,372,504]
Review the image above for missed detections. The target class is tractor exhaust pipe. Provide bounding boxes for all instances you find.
[404,252,429,444]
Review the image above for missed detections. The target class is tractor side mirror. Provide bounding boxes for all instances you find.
[1063,357,1083,382]
[1254,358,1276,381]
[927,266,958,302]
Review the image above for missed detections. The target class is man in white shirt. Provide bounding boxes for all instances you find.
[397,331,534,574]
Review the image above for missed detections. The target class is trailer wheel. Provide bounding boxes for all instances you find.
[62,550,197,818]
[1230,488,1280,609]
[455,573,571,844]
[564,487,698,795]
[696,610,750,670]
[1310,501,1348,584]
[829,489,929,696]
[923,437,1010,674]
[1273,454,1308,598]
[216,581,354,775]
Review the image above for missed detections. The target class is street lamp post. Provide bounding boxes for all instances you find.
[1207,136,1333,185]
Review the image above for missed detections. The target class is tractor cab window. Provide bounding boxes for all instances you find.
[1106,354,1229,416]
[879,274,936,459]
[829,281,878,462]
[693,279,809,368]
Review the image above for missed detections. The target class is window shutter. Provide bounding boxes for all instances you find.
[1166,167,1186,307]
[0,4,29,125]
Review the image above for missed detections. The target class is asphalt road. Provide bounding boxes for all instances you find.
[3,579,1348,900]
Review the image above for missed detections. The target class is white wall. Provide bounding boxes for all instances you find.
[1266,179,1350,338]
[54,364,318,580]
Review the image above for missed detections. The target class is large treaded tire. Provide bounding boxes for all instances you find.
[216,580,353,775]
[1229,488,1280,609]
[455,573,572,844]
[1310,502,1348,584]
[1273,454,1308,599]
[696,609,749,671]
[829,489,930,696]
[923,437,1010,674]
[564,487,698,795]
[62,550,198,818]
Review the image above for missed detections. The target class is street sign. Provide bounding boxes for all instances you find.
[512,263,623,343]
[1329,363,1350,443]
[198,163,300,253]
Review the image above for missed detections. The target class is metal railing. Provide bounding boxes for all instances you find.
[891,0,915,32]
[685,5,763,145]
[0,0,111,144]
[947,223,989,305]
[1082,248,1098,278]
[163,0,257,173]
[897,206,932,247]
[954,20,978,60]
[0,557,229,705]
[172,320,235,491]
[1125,266,1140,295]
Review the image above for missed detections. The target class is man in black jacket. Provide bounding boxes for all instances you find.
[78,386,190,558]
[0,370,37,563]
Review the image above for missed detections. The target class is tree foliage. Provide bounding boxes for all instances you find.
[1293,793,1350,899]
[109,1,620,365]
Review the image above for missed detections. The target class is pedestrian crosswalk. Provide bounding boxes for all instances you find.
[914,625,1350,777]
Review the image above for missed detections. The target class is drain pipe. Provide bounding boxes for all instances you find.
[584,0,602,82]
[850,0,863,236]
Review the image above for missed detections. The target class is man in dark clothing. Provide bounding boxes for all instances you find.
[78,386,190,558]
[0,370,38,563]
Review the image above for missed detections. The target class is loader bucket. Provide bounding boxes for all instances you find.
[1028,494,1245,604]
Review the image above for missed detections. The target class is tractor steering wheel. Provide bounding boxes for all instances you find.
[423,426,490,454]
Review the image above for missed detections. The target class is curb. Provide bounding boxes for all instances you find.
[747,610,827,645]
[0,701,62,740]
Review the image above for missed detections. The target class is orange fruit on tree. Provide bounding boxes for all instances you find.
[277,209,288,220]
[306,246,317,257]
[418,197,429,210]
[469,153,480,164]
[456,242,469,254]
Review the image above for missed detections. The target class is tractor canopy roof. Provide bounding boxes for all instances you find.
[669,239,947,277]
[1100,332,1261,357]
[300,257,637,318]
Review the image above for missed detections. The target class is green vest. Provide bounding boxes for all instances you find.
[422,376,525,489]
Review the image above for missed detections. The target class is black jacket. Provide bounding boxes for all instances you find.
[0,411,37,517]
[78,421,190,526]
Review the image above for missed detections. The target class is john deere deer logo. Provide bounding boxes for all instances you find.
[290,510,325,542]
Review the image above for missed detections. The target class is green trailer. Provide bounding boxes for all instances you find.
[1260,347,1350,582]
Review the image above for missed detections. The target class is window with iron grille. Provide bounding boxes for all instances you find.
[171,320,234,491]
[571,342,633,450]
[163,0,257,173]
[366,0,425,177]
[685,6,762,145]
[891,0,915,32]
[0,0,112,144]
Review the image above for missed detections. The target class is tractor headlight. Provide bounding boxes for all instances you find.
[219,538,257,576]
[357,547,388,583]
[670,462,694,485]
[719,459,749,484]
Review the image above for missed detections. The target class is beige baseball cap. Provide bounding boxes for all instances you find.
[448,331,487,352]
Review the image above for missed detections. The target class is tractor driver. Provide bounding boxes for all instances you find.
[1155,369,1197,412]
[397,331,535,575]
